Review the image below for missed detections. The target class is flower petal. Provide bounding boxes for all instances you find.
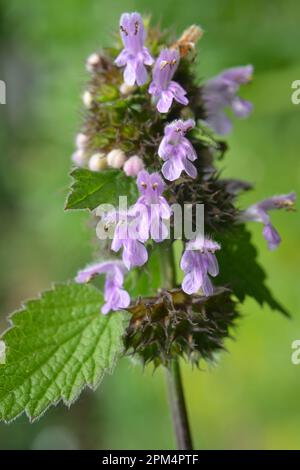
[157,91,173,113]
[123,239,148,269]
[162,154,185,181]
[135,61,148,86]
[180,250,195,272]
[115,49,129,67]
[149,204,169,242]
[206,111,232,135]
[232,97,253,118]
[124,60,137,86]
[202,274,214,296]
[206,253,219,277]
[182,268,203,295]
[182,158,197,178]
[263,223,281,250]
[159,196,172,219]
[142,47,154,66]
[169,81,189,105]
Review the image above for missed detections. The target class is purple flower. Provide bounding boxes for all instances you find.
[115,12,154,86]
[111,229,148,270]
[180,237,221,296]
[133,170,172,242]
[76,260,130,314]
[202,65,253,135]
[104,210,148,270]
[148,49,188,113]
[240,192,296,250]
[158,119,197,181]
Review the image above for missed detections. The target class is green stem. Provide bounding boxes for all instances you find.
[158,243,177,289]
[166,358,193,450]
[159,244,193,450]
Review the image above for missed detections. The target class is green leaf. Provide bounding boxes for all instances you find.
[65,168,138,211]
[216,225,289,316]
[0,283,129,422]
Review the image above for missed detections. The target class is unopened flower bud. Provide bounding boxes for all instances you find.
[82,90,93,108]
[86,53,101,73]
[120,82,136,96]
[72,150,87,167]
[0,340,6,364]
[171,25,204,57]
[76,133,88,149]
[107,149,126,169]
[123,155,145,177]
[88,153,107,172]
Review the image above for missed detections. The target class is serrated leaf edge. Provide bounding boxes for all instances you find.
[0,282,129,423]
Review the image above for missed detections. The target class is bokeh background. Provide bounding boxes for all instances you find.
[0,0,299,450]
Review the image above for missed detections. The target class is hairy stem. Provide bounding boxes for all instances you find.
[159,244,193,450]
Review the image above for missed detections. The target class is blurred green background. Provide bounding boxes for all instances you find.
[0,0,299,450]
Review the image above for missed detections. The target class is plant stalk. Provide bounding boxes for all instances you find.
[159,244,193,450]
[166,358,193,450]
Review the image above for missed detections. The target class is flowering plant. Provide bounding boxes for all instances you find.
[0,12,296,449]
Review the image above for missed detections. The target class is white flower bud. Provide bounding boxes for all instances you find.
[88,153,107,172]
[75,133,88,149]
[82,90,93,108]
[123,155,145,177]
[86,53,101,72]
[107,149,126,169]
[120,82,136,96]
[72,150,86,167]
[0,340,6,364]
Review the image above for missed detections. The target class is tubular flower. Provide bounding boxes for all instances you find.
[202,65,253,134]
[240,192,296,250]
[181,237,221,296]
[133,170,172,242]
[103,210,148,270]
[148,49,188,113]
[76,260,130,314]
[158,119,197,180]
[115,12,154,86]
